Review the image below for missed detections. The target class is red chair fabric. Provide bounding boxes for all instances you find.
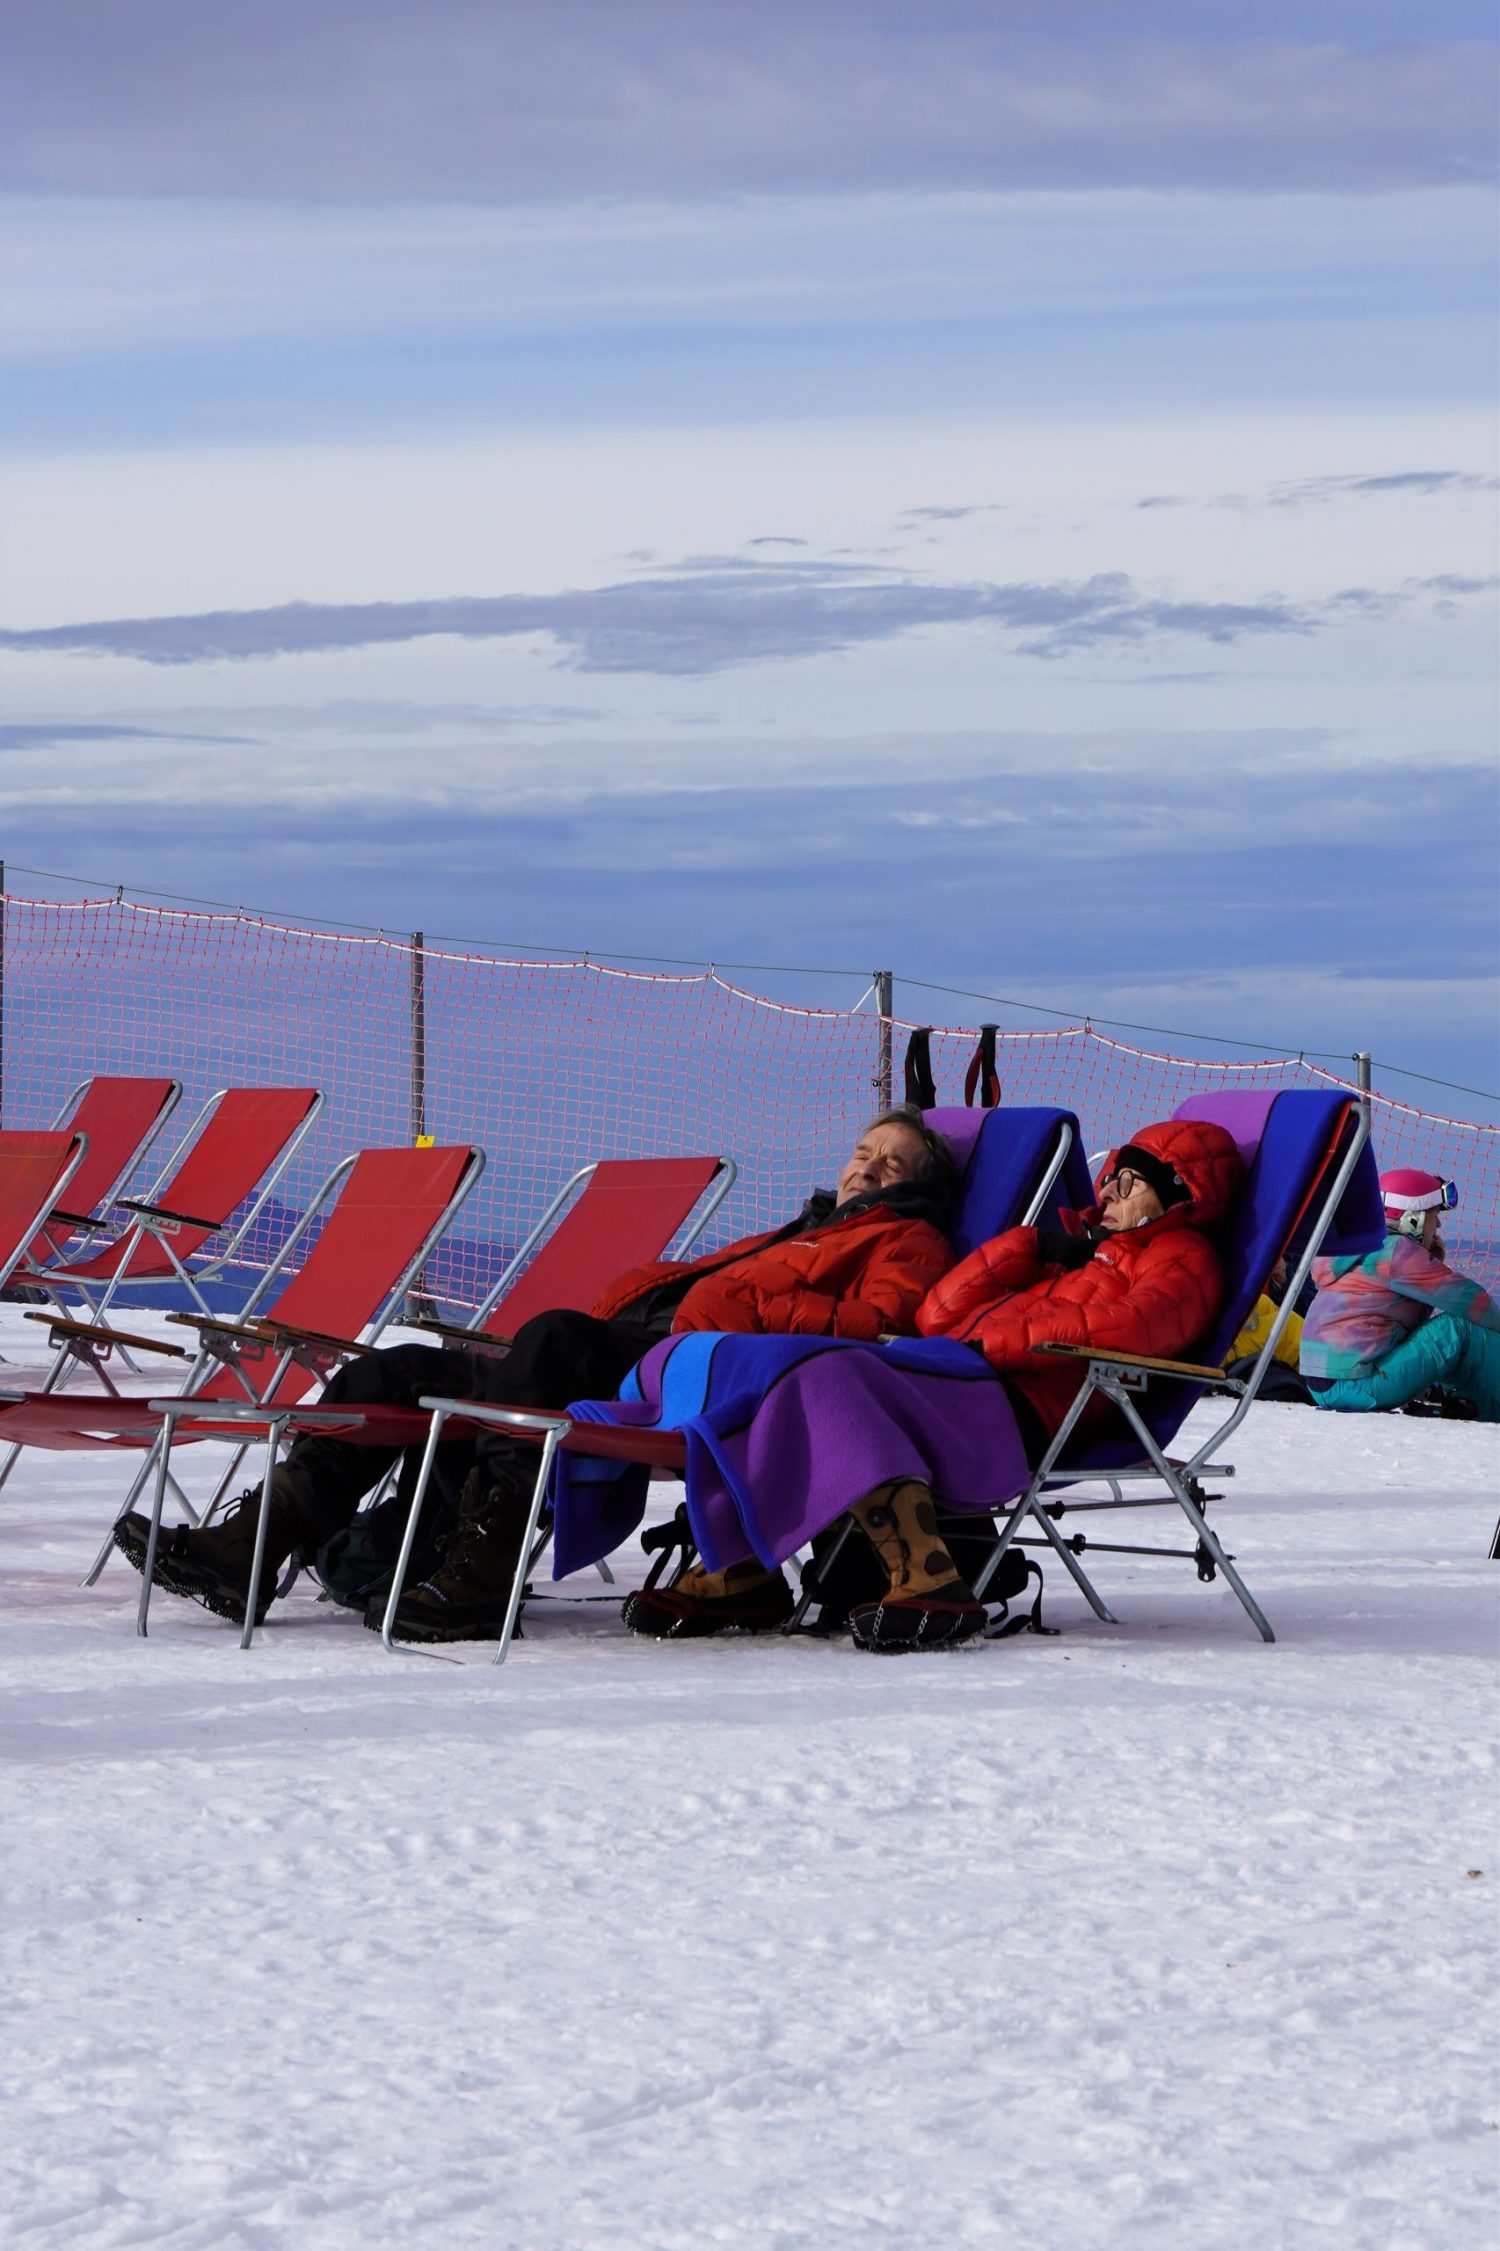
[484,1156,724,1334]
[209,1144,481,1408]
[0,1131,91,1288]
[26,1077,179,1264]
[48,1086,320,1283]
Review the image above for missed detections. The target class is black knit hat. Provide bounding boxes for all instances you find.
[1111,1142,1190,1212]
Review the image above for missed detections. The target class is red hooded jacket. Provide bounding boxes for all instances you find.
[916,1116,1243,1434]
[592,1198,953,1341]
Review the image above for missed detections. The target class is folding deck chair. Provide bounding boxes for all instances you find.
[17,1075,181,1272]
[408,1153,736,1345]
[25,1083,324,1326]
[376,1104,1090,1664]
[0,1142,484,1642]
[0,1131,93,1298]
[338,1151,735,1550]
[959,1087,1385,1642]
[0,1085,326,1497]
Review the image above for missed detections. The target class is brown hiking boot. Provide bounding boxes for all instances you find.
[843,1479,986,1652]
[112,1466,314,1627]
[367,1466,531,1643]
[623,1558,794,1639]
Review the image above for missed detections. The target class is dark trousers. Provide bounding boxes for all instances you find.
[285,1309,658,1545]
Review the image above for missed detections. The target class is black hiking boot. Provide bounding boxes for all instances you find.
[623,1562,794,1640]
[111,1467,313,1627]
[847,1586,988,1653]
[366,1466,530,1643]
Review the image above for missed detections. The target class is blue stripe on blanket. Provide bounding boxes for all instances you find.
[550,1333,1001,1579]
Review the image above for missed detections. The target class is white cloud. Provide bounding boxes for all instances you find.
[3,186,1490,360]
[3,8,1491,199]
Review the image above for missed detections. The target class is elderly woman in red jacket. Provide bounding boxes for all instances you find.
[626,1114,1242,1651]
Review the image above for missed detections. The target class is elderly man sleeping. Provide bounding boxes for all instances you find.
[550,1113,1243,1654]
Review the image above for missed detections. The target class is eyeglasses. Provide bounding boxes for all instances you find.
[1100,1167,1142,1200]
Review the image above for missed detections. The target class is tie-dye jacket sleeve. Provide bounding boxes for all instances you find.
[1300,1236,1500,1381]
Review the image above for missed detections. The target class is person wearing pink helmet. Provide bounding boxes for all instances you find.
[1298,1167,1500,1420]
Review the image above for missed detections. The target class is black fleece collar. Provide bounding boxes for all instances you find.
[796,1176,951,1237]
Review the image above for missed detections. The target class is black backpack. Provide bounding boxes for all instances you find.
[801,1507,1047,1636]
[310,1482,461,1611]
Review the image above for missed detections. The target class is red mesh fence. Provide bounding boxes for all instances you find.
[2,892,1496,1304]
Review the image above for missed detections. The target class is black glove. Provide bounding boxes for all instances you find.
[1034,1228,1098,1271]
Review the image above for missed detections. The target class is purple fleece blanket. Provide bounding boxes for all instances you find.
[549,1333,1033,1579]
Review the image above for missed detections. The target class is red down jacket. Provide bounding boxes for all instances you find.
[592,1200,952,1341]
[916,1116,1243,1435]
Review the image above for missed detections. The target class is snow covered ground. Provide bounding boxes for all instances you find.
[0,1308,1496,2250]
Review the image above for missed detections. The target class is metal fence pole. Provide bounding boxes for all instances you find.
[410,930,427,1144]
[408,930,436,1316]
[874,969,893,1108]
[1355,1049,1371,1121]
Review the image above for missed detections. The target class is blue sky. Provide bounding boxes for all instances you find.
[0,2,1495,1103]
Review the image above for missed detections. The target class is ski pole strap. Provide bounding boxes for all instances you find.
[964,1025,1000,1108]
[903,1027,938,1110]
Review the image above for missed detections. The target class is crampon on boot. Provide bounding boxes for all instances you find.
[623,1559,794,1640]
[847,1587,988,1652]
[368,1465,530,1643]
[112,1468,312,1627]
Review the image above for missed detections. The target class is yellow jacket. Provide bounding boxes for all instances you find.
[1230,1294,1302,1369]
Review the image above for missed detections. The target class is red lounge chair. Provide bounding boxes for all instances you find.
[409,1153,736,1345]
[21,1076,181,1270]
[30,1084,323,1323]
[2,1141,484,1637]
[0,1085,326,1500]
[0,1131,93,1296]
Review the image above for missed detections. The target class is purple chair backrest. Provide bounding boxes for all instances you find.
[924,1107,1093,1258]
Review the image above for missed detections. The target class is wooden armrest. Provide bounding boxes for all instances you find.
[114,1196,220,1231]
[244,1317,371,1358]
[407,1314,510,1347]
[165,1312,365,1359]
[23,1310,189,1358]
[1031,1340,1227,1382]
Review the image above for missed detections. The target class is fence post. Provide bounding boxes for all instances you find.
[874,969,893,1108]
[410,930,427,1144]
[1354,1049,1371,1120]
[407,931,436,1316]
